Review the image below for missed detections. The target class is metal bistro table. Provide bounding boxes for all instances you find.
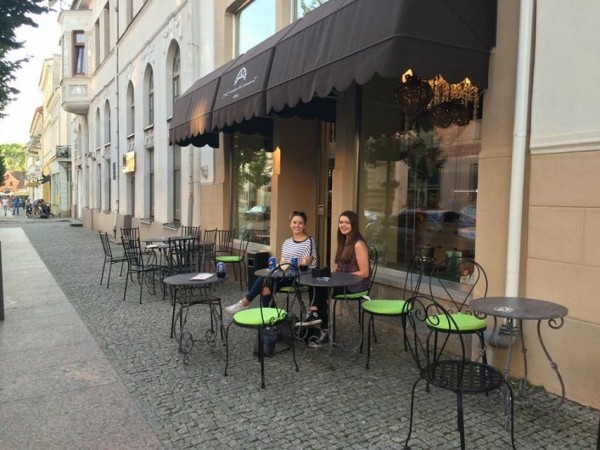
[163,272,226,364]
[470,296,568,410]
[299,272,362,369]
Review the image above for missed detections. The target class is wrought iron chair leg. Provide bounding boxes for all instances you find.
[457,392,466,450]
[107,263,113,288]
[366,314,374,370]
[223,322,233,376]
[123,269,130,301]
[139,272,144,304]
[100,261,107,285]
[404,378,422,450]
[258,328,266,389]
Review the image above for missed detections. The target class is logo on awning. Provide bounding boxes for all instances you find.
[234,67,247,86]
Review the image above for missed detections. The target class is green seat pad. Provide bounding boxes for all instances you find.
[334,290,368,301]
[233,307,287,327]
[427,312,486,332]
[279,285,309,293]
[216,256,243,263]
[362,299,411,315]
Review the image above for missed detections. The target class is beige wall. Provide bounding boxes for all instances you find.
[525,151,600,408]
[475,0,600,408]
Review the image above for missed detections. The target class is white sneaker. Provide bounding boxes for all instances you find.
[225,300,250,314]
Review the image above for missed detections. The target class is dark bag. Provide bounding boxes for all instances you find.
[253,326,279,357]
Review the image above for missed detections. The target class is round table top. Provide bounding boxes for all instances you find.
[254,267,313,277]
[163,272,225,287]
[143,235,198,243]
[299,272,362,288]
[470,296,568,321]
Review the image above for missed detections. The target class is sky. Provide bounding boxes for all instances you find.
[0,8,61,145]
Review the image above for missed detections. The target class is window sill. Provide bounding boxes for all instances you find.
[140,218,154,225]
[162,222,180,231]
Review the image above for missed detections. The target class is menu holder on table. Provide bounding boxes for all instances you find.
[190,273,213,281]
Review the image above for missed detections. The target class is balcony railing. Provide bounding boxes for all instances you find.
[56,145,71,159]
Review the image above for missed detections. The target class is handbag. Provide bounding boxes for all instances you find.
[253,326,279,357]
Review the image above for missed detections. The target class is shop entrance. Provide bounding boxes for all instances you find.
[314,122,335,267]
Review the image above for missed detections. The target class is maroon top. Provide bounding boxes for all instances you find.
[336,250,370,293]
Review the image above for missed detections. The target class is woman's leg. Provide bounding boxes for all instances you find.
[311,287,329,330]
[225,276,269,313]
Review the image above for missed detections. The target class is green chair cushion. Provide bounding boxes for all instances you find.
[279,285,309,293]
[361,299,411,315]
[216,256,243,263]
[233,307,287,327]
[333,290,368,301]
[427,312,486,332]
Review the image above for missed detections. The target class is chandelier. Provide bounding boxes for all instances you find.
[395,70,480,128]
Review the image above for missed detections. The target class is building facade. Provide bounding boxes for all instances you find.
[51,0,599,409]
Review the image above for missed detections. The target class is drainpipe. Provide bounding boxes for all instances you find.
[113,8,121,239]
[505,0,535,296]
[188,150,194,227]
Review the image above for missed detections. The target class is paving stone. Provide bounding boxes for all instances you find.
[0,222,595,450]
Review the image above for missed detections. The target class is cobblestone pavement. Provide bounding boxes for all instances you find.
[5,221,599,449]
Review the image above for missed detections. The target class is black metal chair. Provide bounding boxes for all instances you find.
[224,264,299,388]
[331,246,378,341]
[180,225,201,238]
[359,254,426,369]
[403,294,516,450]
[428,256,489,363]
[121,235,163,304]
[99,231,126,288]
[202,228,218,272]
[215,229,251,290]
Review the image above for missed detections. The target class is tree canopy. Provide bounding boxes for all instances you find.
[0,0,49,118]
[0,143,26,171]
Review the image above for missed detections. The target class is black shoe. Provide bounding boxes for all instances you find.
[294,310,322,328]
[309,331,329,348]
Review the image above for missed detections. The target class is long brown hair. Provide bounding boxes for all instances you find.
[335,210,365,264]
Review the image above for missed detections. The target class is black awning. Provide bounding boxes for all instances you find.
[266,0,497,112]
[169,56,242,147]
[211,20,300,131]
[169,0,496,147]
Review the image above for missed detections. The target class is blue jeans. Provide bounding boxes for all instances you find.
[245,275,294,306]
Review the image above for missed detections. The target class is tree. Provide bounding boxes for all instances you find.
[0,0,49,118]
[0,155,6,184]
[0,143,26,171]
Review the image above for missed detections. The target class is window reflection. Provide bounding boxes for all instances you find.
[232,134,273,245]
[359,77,479,269]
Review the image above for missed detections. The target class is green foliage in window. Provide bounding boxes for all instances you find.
[236,148,271,189]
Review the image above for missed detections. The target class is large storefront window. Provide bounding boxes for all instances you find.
[358,76,480,270]
[232,134,273,245]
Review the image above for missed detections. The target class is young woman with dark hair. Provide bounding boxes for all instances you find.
[309,210,370,348]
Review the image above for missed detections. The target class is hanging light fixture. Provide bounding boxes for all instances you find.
[395,71,480,127]
[395,70,433,116]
